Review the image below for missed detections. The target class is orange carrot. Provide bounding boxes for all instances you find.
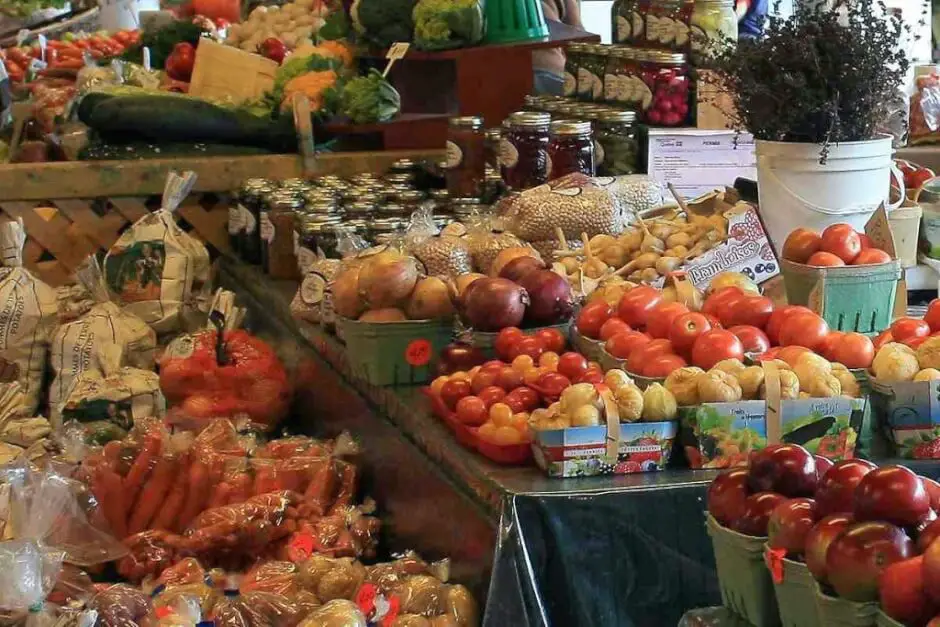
[127,454,177,535]
[152,454,189,532]
[123,433,161,503]
[208,482,233,509]
[227,472,252,505]
[252,465,281,496]
[94,467,127,538]
[176,460,210,531]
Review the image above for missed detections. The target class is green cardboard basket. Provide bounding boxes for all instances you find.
[706,514,780,627]
[570,328,605,362]
[767,552,820,627]
[339,318,454,386]
[875,610,904,627]
[780,259,901,334]
[813,583,878,627]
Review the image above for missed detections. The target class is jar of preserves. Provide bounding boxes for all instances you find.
[263,191,303,279]
[484,128,503,171]
[451,197,483,221]
[445,116,486,199]
[646,0,693,51]
[346,201,376,218]
[231,179,266,256]
[242,182,275,265]
[379,202,408,217]
[548,120,595,178]
[429,189,450,212]
[389,158,417,174]
[500,111,551,191]
[613,0,641,44]
[595,110,639,175]
[637,50,691,126]
[370,218,404,245]
[604,47,630,105]
[297,214,344,271]
[562,42,588,98]
[578,45,608,102]
[690,0,737,64]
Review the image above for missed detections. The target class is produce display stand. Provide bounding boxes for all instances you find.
[0,151,439,286]
[220,259,723,627]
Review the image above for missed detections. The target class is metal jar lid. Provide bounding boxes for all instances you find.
[304,187,339,202]
[508,111,551,131]
[389,158,417,173]
[551,120,593,136]
[303,214,344,230]
[588,44,611,57]
[280,178,310,191]
[380,202,408,216]
[385,172,414,186]
[485,128,503,141]
[372,217,404,231]
[567,42,590,54]
[271,190,306,211]
[598,110,638,125]
[398,189,427,205]
[641,49,688,65]
[429,189,450,202]
[306,199,340,215]
[449,115,484,129]
[346,201,376,215]
[345,218,369,231]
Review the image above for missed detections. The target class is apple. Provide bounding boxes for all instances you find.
[855,465,931,528]
[814,459,877,517]
[923,530,940,603]
[805,514,853,584]
[879,555,937,626]
[825,521,914,602]
[767,497,818,558]
[923,476,940,512]
[747,444,817,498]
[733,492,789,537]
[707,468,750,527]
[814,455,834,480]
[918,518,940,553]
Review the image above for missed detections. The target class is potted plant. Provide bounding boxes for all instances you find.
[708,0,914,248]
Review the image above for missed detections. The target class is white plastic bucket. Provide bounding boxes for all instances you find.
[756,136,900,251]
[99,0,142,31]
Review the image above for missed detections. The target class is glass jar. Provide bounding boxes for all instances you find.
[578,45,608,102]
[243,183,275,266]
[604,47,631,105]
[595,110,639,175]
[445,116,486,199]
[379,202,408,217]
[297,214,344,272]
[637,50,691,126]
[370,218,403,245]
[548,120,595,178]
[346,201,376,218]
[690,0,737,64]
[389,158,417,174]
[231,179,266,257]
[562,42,588,98]
[263,191,303,279]
[646,0,693,52]
[613,0,643,44]
[500,111,551,191]
[451,197,482,221]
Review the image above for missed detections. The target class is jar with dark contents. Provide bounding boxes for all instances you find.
[451,197,482,222]
[646,0,693,51]
[500,112,550,191]
[562,43,588,98]
[484,128,502,172]
[445,116,486,199]
[429,189,450,213]
[548,120,595,178]
[263,191,303,280]
[577,45,608,102]
[637,50,691,126]
[248,184,275,266]
[230,180,258,256]
[370,218,404,246]
[297,215,344,271]
[595,110,639,175]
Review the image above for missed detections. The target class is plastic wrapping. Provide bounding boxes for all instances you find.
[88,584,152,627]
[910,70,940,145]
[116,530,183,583]
[0,541,64,616]
[240,561,301,597]
[298,599,366,627]
[212,591,307,627]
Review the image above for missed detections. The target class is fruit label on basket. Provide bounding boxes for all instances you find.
[259,212,275,243]
[404,339,432,367]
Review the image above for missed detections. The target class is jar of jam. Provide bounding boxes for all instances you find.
[613,0,639,44]
[263,191,303,279]
[548,120,595,178]
[379,202,408,217]
[298,214,344,271]
[445,116,486,199]
[578,45,609,102]
[451,197,482,221]
[485,128,503,171]
[690,0,737,64]
[370,218,403,245]
[385,172,414,186]
[637,50,691,126]
[645,0,694,52]
[429,189,450,212]
[346,201,375,218]
[562,42,588,98]
[241,182,273,265]
[231,180,264,256]
[595,110,639,175]
[500,112,551,191]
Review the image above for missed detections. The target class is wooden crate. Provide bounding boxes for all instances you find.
[0,151,442,286]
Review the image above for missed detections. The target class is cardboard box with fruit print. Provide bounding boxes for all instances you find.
[872,378,940,458]
[680,397,865,469]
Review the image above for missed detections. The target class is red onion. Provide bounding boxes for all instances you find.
[499,255,546,284]
[519,269,574,326]
[461,278,529,331]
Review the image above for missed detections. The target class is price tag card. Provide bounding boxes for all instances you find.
[386,42,410,60]
[647,128,756,199]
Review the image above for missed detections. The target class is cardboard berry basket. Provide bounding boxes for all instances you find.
[595,348,666,390]
[764,547,821,627]
[869,377,940,459]
[706,514,780,627]
[813,582,878,627]
[466,321,572,359]
[875,610,904,627]
[339,317,454,386]
[570,327,605,362]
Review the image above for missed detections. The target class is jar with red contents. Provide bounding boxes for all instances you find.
[548,120,595,179]
[500,112,551,190]
[637,50,691,126]
[445,116,485,198]
[645,0,693,52]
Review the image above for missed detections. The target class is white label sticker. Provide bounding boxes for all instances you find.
[297,247,318,275]
[260,212,275,243]
[444,140,463,169]
[242,206,257,234]
[563,71,577,97]
[228,204,245,234]
[499,139,519,169]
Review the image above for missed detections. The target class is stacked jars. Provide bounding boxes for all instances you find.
[690,0,737,64]
[548,120,595,178]
[637,50,690,126]
[444,116,486,199]
[500,111,551,190]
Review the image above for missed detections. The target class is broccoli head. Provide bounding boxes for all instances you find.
[352,0,417,48]
[413,0,484,50]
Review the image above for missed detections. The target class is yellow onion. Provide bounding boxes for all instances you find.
[405,277,456,320]
[359,308,408,322]
[331,267,365,319]
[448,272,485,302]
[358,251,419,309]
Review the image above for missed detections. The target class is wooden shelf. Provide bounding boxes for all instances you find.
[323,113,450,151]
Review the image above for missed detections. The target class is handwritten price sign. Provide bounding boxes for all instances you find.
[404,339,432,367]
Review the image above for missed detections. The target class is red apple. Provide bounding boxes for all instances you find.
[879,555,936,626]
[826,521,914,602]
[814,459,877,517]
[747,444,817,498]
[732,492,789,537]
[814,455,834,481]
[918,518,940,553]
[923,530,940,603]
[707,468,751,527]
[805,514,854,583]
[855,465,931,528]
[767,497,818,558]
[924,476,940,512]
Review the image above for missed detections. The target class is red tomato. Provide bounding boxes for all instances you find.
[873,329,894,351]
[758,347,781,361]
[702,286,744,319]
[626,339,674,375]
[858,233,875,249]
[577,368,604,384]
[778,313,829,350]
[925,299,940,332]
[703,313,722,329]
[728,325,770,355]
[508,336,546,361]
[644,353,687,377]
[478,385,507,408]
[605,331,652,360]
[670,312,713,354]
[496,367,525,391]
[471,370,499,394]
[891,317,931,343]
[817,331,845,361]
[440,379,471,410]
[766,305,814,345]
[806,251,846,266]
[905,335,929,349]
[821,223,862,263]
[598,317,632,342]
[455,396,488,425]
[645,302,690,339]
[728,295,774,329]
[777,346,811,367]
[691,330,744,370]
[191,0,241,22]
[494,327,523,361]
[852,248,892,265]
[617,286,663,328]
[782,227,822,263]
[534,328,566,354]
[556,352,589,381]
[576,302,613,339]
[832,332,875,369]
[506,386,540,412]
